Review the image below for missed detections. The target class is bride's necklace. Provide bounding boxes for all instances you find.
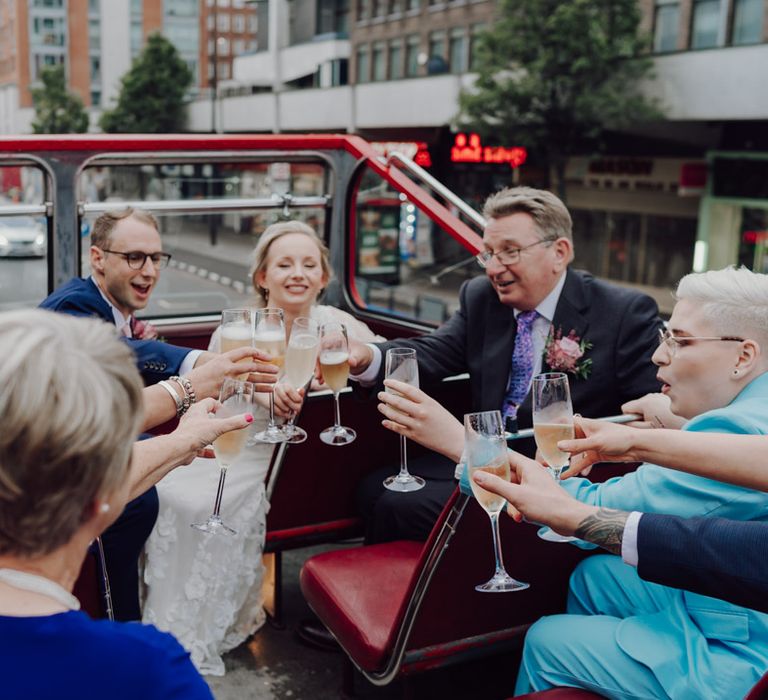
[0,568,80,611]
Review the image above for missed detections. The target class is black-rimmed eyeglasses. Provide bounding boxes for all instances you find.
[657,328,743,357]
[476,238,557,268]
[100,249,172,269]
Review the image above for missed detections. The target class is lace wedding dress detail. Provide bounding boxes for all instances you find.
[142,305,381,676]
[143,412,271,676]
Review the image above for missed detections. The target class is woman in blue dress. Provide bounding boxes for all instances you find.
[0,309,245,700]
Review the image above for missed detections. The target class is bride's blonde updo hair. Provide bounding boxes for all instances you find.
[249,220,332,307]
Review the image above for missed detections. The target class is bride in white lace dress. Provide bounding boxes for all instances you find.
[142,221,381,676]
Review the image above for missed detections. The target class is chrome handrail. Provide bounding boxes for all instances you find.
[80,194,330,217]
[0,203,51,217]
[385,151,486,231]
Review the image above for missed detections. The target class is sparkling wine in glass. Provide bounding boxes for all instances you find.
[532,372,577,543]
[318,322,356,446]
[383,348,425,492]
[192,378,255,536]
[220,309,253,380]
[251,308,288,444]
[466,410,529,593]
[282,316,320,444]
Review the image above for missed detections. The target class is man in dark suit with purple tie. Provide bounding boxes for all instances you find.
[351,187,663,544]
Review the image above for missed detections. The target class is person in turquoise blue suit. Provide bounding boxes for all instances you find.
[376,265,768,699]
[512,266,768,700]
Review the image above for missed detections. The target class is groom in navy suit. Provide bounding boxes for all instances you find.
[40,207,202,620]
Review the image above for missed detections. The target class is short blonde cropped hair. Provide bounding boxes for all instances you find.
[249,220,331,306]
[482,186,573,243]
[0,310,144,557]
[676,266,768,349]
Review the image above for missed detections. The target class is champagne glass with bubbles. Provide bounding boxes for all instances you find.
[383,348,425,492]
[282,316,320,444]
[466,410,529,592]
[252,308,288,444]
[220,309,253,380]
[318,322,356,445]
[192,378,255,536]
[532,372,577,543]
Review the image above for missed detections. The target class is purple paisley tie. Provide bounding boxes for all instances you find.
[502,309,539,422]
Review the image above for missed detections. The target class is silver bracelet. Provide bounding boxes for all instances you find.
[170,375,196,415]
[158,380,184,417]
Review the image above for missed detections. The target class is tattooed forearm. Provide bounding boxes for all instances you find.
[574,508,630,555]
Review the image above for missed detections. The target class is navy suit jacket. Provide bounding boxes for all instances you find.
[376,269,663,456]
[39,277,190,385]
[638,513,768,614]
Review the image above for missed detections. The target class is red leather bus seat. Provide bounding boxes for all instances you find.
[302,540,422,670]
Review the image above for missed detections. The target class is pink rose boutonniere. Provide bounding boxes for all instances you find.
[544,327,593,380]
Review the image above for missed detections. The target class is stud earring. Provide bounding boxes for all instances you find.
[733,370,739,376]
[99,503,111,514]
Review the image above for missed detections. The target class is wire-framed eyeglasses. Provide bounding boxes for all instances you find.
[100,249,172,269]
[658,328,743,357]
[476,238,557,268]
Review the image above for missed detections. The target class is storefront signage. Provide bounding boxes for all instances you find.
[450,133,527,168]
[371,141,432,168]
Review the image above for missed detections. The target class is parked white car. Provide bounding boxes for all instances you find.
[0,217,46,258]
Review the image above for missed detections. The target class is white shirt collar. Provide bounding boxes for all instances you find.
[513,270,567,323]
[91,275,132,336]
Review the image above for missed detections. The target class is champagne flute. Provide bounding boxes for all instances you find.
[318,322,356,445]
[251,308,289,444]
[220,308,253,380]
[282,316,320,444]
[383,348,425,492]
[192,378,255,536]
[532,372,577,543]
[466,410,529,592]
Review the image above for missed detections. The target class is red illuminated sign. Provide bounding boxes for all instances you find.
[450,133,527,168]
[743,230,768,244]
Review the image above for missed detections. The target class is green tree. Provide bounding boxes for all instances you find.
[31,65,89,134]
[458,0,660,200]
[100,33,193,133]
